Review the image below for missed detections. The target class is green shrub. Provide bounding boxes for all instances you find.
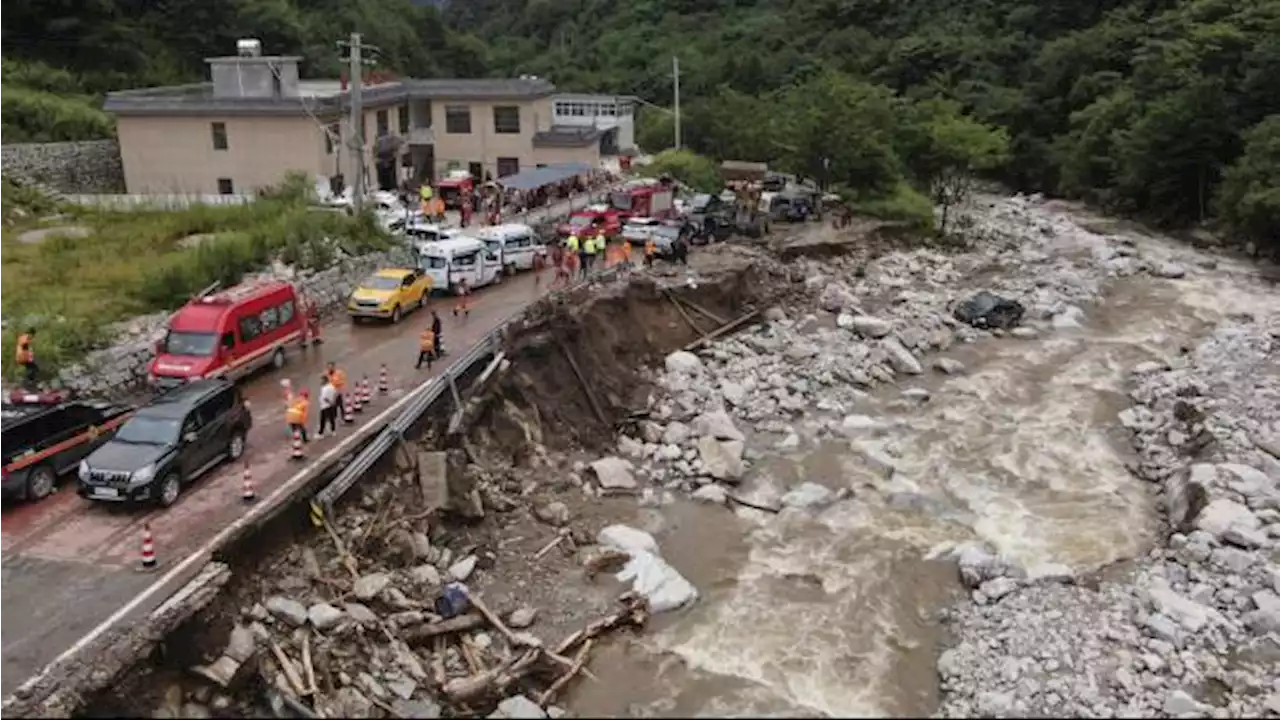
[0,84,114,142]
[850,181,936,230]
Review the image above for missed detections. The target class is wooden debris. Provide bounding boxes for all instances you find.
[457,586,581,672]
[671,293,727,326]
[443,649,540,704]
[403,613,487,645]
[268,640,309,698]
[537,639,594,707]
[559,342,610,427]
[683,308,762,351]
[727,492,781,514]
[532,533,568,561]
[665,291,707,335]
[302,632,318,696]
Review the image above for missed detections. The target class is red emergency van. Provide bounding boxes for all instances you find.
[148,281,304,389]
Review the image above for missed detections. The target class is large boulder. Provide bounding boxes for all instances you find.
[692,410,745,441]
[590,456,638,490]
[698,436,745,481]
[954,291,1025,330]
[664,351,704,375]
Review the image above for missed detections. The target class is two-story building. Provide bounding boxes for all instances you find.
[103,40,631,195]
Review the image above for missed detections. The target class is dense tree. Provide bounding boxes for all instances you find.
[1216,116,1280,249]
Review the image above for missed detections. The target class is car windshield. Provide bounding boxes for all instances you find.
[162,331,217,357]
[361,275,402,290]
[423,256,448,269]
[568,216,593,228]
[691,194,713,211]
[113,416,181,445]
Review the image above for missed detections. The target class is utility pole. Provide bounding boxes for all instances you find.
[338,33,378,213]
[672,56,682,151]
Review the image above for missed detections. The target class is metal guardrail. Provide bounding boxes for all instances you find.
[313,263,627,515]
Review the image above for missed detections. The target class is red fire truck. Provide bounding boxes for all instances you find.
[557,179,676,238]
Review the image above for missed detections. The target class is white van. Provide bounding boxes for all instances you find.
[475,223,545,274]
[419,236,503,294]
[403,219,459,253]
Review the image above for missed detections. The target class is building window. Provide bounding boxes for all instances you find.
[376,110,389,136]
[211,122,228,150]
[468,162,483,179]
[496,157,520,178]
[325,122,339,154]
[554,102,569,116]
[445,105,472,134]
[413,101,432,128]
[398,105,410,134]
[217,178,234,195]
[493,106,521,134]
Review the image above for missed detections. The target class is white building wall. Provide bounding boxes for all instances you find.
[550,94,635,151]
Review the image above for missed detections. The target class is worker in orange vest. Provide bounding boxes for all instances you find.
[621,238,634,269]
[302,295,323,346]
[326,361,347,418]
[14,328,37,387]
[453,278,471,319]
[644,238,657,267]
[286,388,310,443]
[416,327,437,370]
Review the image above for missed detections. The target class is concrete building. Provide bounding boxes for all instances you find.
[103,41,628,195]
[550,94,637,154]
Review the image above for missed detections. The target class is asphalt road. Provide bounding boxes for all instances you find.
[0,192,608,696]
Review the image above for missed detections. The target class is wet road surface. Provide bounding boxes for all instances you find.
[0,267,561,694]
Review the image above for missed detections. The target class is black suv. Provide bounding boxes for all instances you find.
[78,379,252,507]
[2,392,134,503]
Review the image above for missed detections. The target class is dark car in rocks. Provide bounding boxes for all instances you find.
[78,379,252,507]
[1,390,134,503]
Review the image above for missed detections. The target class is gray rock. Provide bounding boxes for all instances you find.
[308,602,346,631]
[1195,498,1259,541]
[617,435,645,458]
[881,337,923,375]
[661,422,691,445]
[589,456,637,490]
[780,482,835,510]
[344,603,379,625]
[697,436,745,481]
[493,695,547,719]
[508,606,538,629]
[851,315,893,338]
[448,555,478,581]
[393,698,442,719]
[265,596,308,627]
[692,410,745,441]
[354,572,392,601]
[664,351,703,375]
[224,624,257,664]
[1152,262,1188,279]
[691,484,728,505]
[933,357,965,375]
[409,564,442,587]
[386,677,418,701]
[534,501,571,526]
[979,577,1019,602]
[1163,689,1205,716]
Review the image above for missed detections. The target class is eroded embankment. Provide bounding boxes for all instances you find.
[76,244,803,719]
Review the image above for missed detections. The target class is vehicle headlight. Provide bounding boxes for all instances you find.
[78,461,90,481]
[130,465,155,485]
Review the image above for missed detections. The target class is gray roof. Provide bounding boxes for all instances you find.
[105,77,557,117]
[498,162,594,191]
[531,126,603,148]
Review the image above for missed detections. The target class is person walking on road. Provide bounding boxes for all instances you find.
[14,328,38,387]
[416,326,437,370]
[453,278,471,319]
[287,388,310,443]
[317,374,338,438]
[326,361,347,416]
[431,310,444,357]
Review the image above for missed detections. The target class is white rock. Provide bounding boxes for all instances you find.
[691,484,728,505]
[507,606,538,629]
[664,351,704,375]
[881,337,922,375]
[448,555,478,581]
[1146,578,1222,632]
[692,410,745,441]
[979,577,1019,602]
[1051,305,1086,329]
[836,312,856,330]
[409,564,442,587]
[307,603,346,631]
[933,357,965,374]
[589,456,638,490]
[617,435,645,459]
[344,603,378,625]
[698,436,745,481]
[838,414,885,437]
[492,695,547,719]
[354,572,392,601]
[852,315,893,338]
[1195,498,1260,541]
[720,381,747,406]
[1162,689,1205,716]
[781,482,835,510]
[1152,261,1188,279]
[661,422,691,445]
[265,597,309,627]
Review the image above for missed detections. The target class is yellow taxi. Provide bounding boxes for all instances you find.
[347,267,433,323]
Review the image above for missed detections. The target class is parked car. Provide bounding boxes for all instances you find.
[347,267,433,323]
[78,379,252,507]
[620,218,687,260]
[418,236,504,295]
[149,280,305,390]
[475,223,546,274]
[2,390,134,503]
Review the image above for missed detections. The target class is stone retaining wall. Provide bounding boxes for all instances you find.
[57,252,393,397]
[1,140,125,194]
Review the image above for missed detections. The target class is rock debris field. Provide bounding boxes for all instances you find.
[582,195,1279,717]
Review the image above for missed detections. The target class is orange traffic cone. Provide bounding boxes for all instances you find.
[140,524,157,571]
[378,365,389,395]
[352,384,364,414]
[361,376,372,406]
[290,428,305,460]
[242,462,256,503]
[343,393,355,423]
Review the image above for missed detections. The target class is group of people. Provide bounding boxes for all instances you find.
[544,230,662,287]
[283,308,454,445]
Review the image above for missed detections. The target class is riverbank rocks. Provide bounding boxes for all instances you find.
[590,457,637,490]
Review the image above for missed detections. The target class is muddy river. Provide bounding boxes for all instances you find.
[567,217,1276,717]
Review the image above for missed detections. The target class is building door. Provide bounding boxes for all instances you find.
[468,162,483,180]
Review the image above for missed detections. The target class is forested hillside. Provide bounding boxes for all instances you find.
[448,0,1279,244]
[0,0,488,141]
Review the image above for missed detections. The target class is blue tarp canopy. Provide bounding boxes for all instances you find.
[496,162,593,191]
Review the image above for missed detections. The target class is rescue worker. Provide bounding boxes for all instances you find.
[419,183,434,216]
[15,328,37,386]
[325,361,347,420]
[532,247,546,287]
[582,233,598,277]
[416,325,437,370]
[566,233,583,280]
[431,310,445,356]
[551,242,569,287]
[644,237,658,268]
[453,278,471,318]
[304,296,323,346]
[621,238,634,270]
[460,192,473,228]
[431,194,447,223]
[317,374,338,438]
[287,388,310,443]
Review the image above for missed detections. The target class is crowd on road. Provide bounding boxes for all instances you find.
[405,169,620,229]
